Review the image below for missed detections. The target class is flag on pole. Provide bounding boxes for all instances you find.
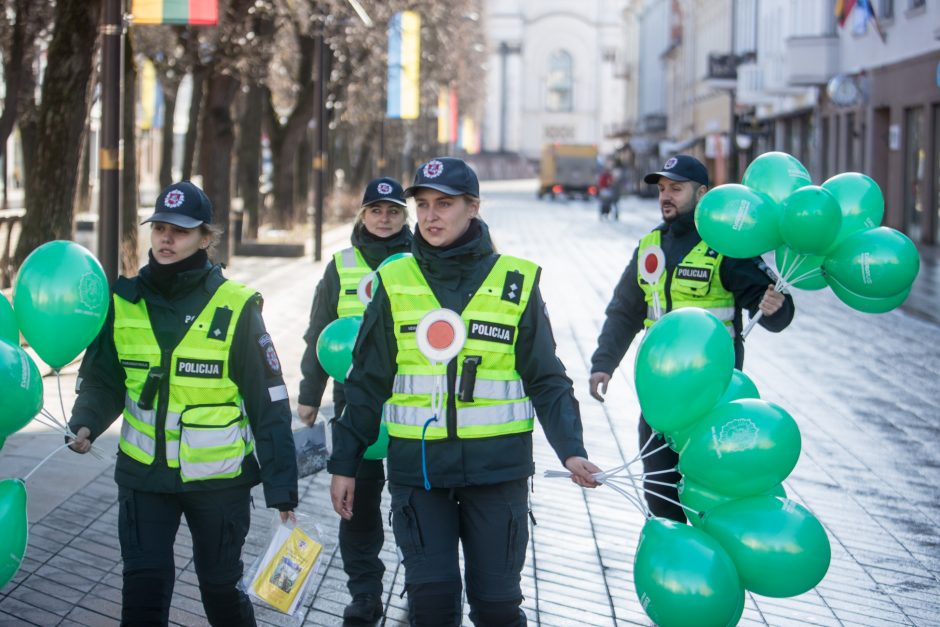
[386,11,421,120]
[852,0,885,41]
[437,86,450,144]
[131,0,218,25]
[834,0,857,27]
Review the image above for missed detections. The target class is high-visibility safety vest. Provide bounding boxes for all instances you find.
[334,247,371,318]
[380,255,538,441]
[637,230,735,328]
[112,280,257,482]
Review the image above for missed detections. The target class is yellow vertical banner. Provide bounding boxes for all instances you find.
[139,60,157,130]
[437,86,450,144]
[400,10,421,120]
[461,116,480,154]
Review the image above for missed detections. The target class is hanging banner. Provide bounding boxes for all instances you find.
[437,85,450,144]
[387,11,421,120]
[131,0,218,25]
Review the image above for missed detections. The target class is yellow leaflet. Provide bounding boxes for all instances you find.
[251,527,323,613]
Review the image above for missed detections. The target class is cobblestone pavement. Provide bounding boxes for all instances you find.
[1,180,938,626]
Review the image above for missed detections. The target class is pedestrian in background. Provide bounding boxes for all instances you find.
[68,181,298,626]
[589,155,794,522]
[328,157,600,627]
[297,176,413,623]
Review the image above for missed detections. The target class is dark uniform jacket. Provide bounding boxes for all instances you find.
[298,224,413,412]
[327,218,589,488]
[591,211,796,375]
[69,256,298,510]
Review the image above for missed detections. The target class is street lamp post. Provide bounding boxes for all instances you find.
[98,0,122,283]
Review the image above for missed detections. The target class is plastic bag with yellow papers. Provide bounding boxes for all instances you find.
[245,513,326,618]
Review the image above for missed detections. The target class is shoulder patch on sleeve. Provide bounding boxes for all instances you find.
[256,333,282,377]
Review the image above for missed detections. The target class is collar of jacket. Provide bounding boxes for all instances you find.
[412,218,494,283]
[352,223,414,269]
[123,261,223,303]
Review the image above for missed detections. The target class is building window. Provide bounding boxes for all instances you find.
[546,50,573,112]
[904,106,925,241]
[910,0,925,9]
[881,0,893,19]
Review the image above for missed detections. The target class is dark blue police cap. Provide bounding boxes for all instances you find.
[404,157,480,198]
[644,154,710,187]
[143,181,213,228]
[362,177,407,207]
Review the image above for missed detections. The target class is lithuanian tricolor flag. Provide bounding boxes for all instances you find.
[131,0,218,25]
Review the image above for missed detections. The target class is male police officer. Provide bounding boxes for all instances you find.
[589,155,794,522]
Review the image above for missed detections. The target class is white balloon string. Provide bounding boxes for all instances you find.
[786,267,823,286]
[23,443,71,481]
[622,467,680,479]
[602,479,649,517]
[56,369,68,427]
[742,311,762,338]
[637,441,672,461]
[616,480,700,517]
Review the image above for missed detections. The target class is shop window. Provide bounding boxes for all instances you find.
[546,50,573,113]
[934,104,940,244]
[904,106,925,241]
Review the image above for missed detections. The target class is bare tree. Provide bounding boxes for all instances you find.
[13,0,102,267]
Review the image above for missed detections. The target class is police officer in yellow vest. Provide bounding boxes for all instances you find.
[297,177,412,623]
[589,155,794,522]
[68,181,298,626]
[328,158,600,626]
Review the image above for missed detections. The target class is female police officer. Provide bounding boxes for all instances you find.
[297,177,412,623]
[328,158,600,626]
[68,181,298,626]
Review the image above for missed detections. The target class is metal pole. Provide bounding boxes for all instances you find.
[728,0,740,183]
[312,32,327,262]
[98,0,122,283]
[499,42,508,153]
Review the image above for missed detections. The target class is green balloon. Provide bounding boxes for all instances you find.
[695,184,782,258]
[377,252,413,269]
[821,172,884,253]
[0,294,17,344]
[679,399,801,497]
[13,240,109,369]
[666,366,759,452]
[779,186,842,255]
[823,227,920,299]
[316,316,362,383]
[774,245,828,290]
[0,340,43,438]
[704,496,831,597]
[363,420,388,460]
[741,151,812,203]
[634,517,744,627]
[827,277,911,314]
[679,478,786,529]
[635,308,735,434]
[0,478,28,589]
[717,369,760,406]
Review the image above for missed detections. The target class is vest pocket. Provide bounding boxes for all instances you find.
[179,404,246,481]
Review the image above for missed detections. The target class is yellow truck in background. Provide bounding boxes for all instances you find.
[537,143,598,199]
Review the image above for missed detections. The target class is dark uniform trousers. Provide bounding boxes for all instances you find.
[389,479,530,627]
[638,415,686,523]
[340,458,386,597]
[117,485,256,626]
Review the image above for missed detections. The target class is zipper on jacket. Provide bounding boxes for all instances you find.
[154,348,171,463]
[446,358,458,439]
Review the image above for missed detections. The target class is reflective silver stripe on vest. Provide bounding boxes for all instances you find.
[647,306,735,322]
[180,457,243,480]
[341,247,357,267]
[120,420,155,457]
[385,399,533,428]
[392,374,526,400]
[123,394,183,460]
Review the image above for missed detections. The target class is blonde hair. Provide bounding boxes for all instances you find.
[355,201,410,227]
[200,223,224,256]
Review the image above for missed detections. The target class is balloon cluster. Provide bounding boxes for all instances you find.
[695,152,919,317]
[588,308,830,627]
[0,240,110,589]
